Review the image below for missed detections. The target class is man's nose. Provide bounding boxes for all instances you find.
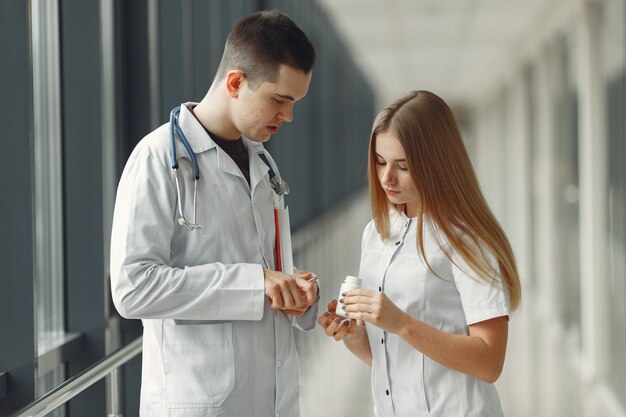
[278,103,293,122]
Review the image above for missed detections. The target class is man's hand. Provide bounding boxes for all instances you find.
[263,269,317,315]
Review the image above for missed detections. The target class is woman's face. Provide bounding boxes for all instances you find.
[374,131,420,216]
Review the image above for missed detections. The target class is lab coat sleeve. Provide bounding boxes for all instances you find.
[451,248,510,325]
[110,139,265,321]
[291,283,320,331]
[358,221,376,279]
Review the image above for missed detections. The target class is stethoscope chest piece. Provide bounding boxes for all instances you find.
[271,176,290,196]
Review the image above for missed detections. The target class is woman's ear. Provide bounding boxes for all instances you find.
[225,70,245,98]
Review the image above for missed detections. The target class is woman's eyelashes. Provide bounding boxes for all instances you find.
[376,158,408,171]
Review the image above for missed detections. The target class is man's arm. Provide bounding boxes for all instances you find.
[110,144,266,321]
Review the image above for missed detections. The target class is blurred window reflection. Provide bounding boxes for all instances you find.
[524,64,538,291]
[604,0,626,406]
[552,35,581,344]
[31,1,66,415]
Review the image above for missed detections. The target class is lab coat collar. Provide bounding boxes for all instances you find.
[390,208,410,223]
[244,137,270,192]
[178,102,270,191]
[177,102,218,154]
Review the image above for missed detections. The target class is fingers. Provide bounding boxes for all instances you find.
[339,293,383,322]
[316,300,338,327]
[317,308,355,341]
[317,310,339,331]
[264,269,310,311]
[278,283,296,310]
[294,276,317,307]
[323,316,352,339]
[332,319,353,340]
[265,282,287,310]
[283,308,306,316]
[341,289,378,301]
[317,311,331,327]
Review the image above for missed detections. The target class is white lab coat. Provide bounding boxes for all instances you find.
[110,103,318,417]
[359,210,509,417]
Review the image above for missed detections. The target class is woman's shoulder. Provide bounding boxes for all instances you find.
[362,218,378,240]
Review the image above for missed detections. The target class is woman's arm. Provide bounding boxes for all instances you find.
[342,289,508,383]
[318,300,373,366]
[341,322,372,366]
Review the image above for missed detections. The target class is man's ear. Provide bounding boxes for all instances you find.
[225,70,245,98]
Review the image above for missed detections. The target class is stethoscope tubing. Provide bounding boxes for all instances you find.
[170,106,200,179]
[168,105,289,232]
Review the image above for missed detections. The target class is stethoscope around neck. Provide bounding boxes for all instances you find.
[169,105,289,231]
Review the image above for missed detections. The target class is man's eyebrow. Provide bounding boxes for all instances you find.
[375,152,406,162]
[275,93,295,101]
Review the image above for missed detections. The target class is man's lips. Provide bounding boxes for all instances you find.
[266,123,282,134]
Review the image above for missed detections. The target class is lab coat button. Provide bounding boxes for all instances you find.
[395,241,400,245]
[381,338,384,344]
[386,389,390,395]
[378,286,382,291]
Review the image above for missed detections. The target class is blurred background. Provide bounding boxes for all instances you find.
[0,0,624,416]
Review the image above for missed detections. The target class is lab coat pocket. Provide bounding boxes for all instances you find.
[162,322,235,409]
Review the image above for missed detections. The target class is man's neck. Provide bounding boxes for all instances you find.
[193,94,241,140]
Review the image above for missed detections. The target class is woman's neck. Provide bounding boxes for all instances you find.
[404,201,420,218]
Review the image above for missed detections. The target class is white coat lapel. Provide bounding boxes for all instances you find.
[215,146,246,182]
[244,137,270,194]
[178,103,247,185]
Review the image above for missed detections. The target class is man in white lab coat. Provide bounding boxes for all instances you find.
[110,10,318,417]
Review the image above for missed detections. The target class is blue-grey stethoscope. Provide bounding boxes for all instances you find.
[169,106,289,231]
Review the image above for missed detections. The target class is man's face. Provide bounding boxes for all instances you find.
[232,64,312,142]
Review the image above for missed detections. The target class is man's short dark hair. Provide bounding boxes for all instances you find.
[214,10,316,88]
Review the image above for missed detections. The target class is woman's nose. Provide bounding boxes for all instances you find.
[380,167,396,185]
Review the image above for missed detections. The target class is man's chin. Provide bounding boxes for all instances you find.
[247,132,272,143]
[247,136,271,144]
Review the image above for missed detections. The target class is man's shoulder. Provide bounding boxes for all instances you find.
[121,124,172,175]
[131,123,170,157]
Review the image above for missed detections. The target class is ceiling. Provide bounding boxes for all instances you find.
[316,0,551,109]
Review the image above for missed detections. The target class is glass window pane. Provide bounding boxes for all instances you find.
[552,35,581,342]
[604,0,626,406]
[31,3,65,411]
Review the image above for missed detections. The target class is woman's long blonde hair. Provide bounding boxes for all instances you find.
[368,90,521,311]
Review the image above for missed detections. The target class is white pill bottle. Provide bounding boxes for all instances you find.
[335,275,362,318]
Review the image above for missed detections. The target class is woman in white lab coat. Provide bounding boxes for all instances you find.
[318,90,521,417]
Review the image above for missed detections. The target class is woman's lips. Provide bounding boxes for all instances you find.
[385,189,400,196]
